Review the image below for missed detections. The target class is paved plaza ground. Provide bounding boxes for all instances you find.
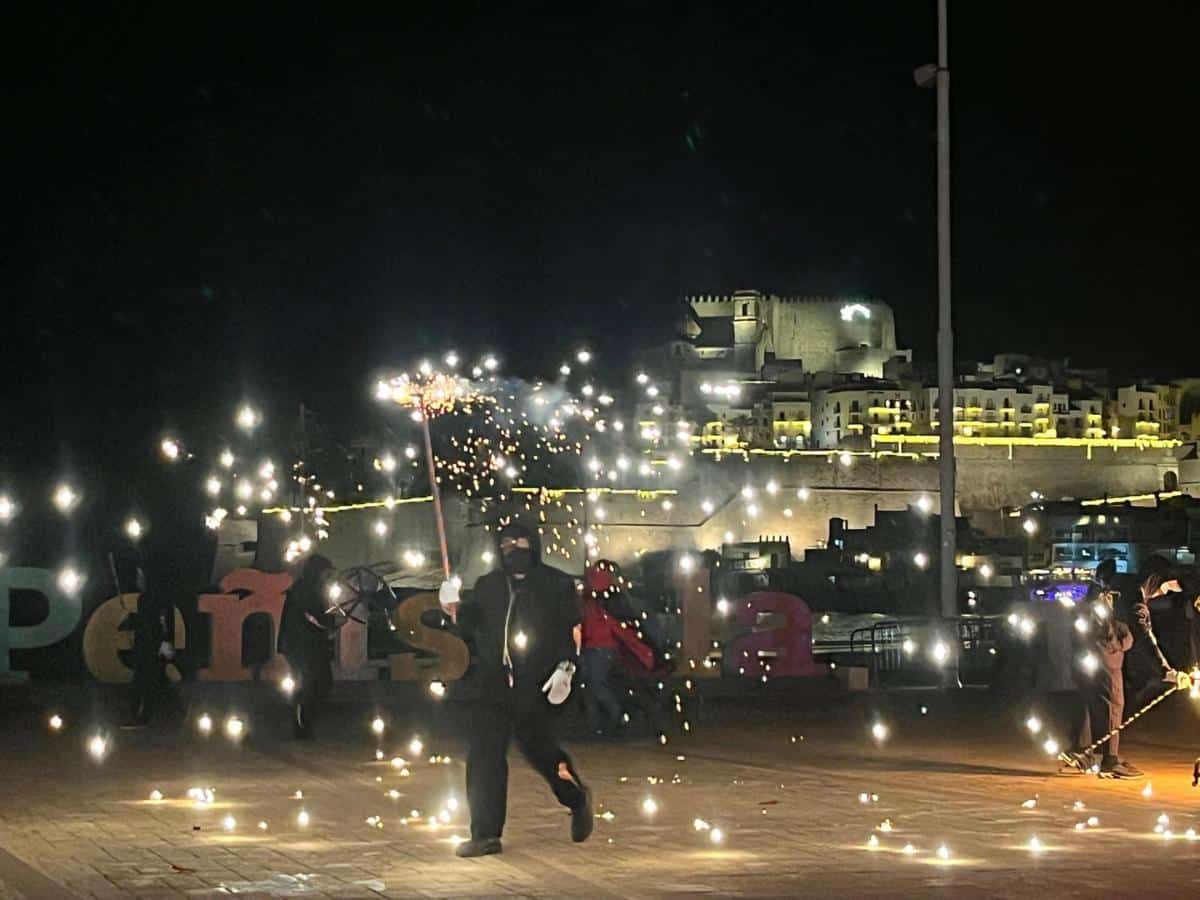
[2,681,1200,899]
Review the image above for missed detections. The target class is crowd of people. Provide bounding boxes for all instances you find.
[120,513,1200,853]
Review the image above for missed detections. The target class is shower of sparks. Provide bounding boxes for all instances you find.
[378,370,489,418]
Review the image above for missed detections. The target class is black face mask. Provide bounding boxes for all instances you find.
[503,548,534,576]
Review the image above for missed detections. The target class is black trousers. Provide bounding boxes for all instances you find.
[465,697,585,841]
[1076,667,1124,761]
[130,635,187,724]
[131,653,172,723]
[289,652,332,739]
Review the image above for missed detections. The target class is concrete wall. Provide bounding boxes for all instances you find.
[569,445,1178,565]
[1179,442,1200,497]
[230,444,1179,582]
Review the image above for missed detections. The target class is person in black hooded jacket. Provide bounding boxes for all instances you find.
[439,520,593,858]
[127,551,183,726]
[278,554,336,738]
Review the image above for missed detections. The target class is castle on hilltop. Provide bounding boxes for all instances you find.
[679,290,909,378]
[644,289,1200,453]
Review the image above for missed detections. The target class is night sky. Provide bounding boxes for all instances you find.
[9,2,1200,480]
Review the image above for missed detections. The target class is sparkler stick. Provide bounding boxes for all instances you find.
[420,400,451,580]
[378,368,488,581]
[1068,684,1180,760]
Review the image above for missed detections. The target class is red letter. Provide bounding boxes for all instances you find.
[196,569,291,681]
[725,591,824,677]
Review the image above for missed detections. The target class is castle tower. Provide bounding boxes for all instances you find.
[731,289,765,372]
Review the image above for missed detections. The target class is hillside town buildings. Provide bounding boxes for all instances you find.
[655,289,1200,452]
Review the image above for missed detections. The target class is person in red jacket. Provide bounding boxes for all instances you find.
[581,561,627,735]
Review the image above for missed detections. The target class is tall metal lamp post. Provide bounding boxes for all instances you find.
[915,0,959,685]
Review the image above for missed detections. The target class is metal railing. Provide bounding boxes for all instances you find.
[823,616,1002,688]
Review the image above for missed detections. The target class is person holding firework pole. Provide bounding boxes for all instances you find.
[1063,560,1139,777]
[1123,555,1187,711]
[439,521,593,858]
[378,361,591,855]
[1062,559,1192,778]
[278,555,336,739]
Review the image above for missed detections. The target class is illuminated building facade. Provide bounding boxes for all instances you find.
[670,292,1196,453]
[920,384,1068,438]
[811,382,914,447]
[1107,384,1179,439]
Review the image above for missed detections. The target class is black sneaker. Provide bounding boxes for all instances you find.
[571,785,594,843]
[1058,750,1092,773]
[1100,759,1144,779]
[293,703,311,739]
[455,837,502,858]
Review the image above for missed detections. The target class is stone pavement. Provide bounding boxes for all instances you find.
[3,683,1200,899]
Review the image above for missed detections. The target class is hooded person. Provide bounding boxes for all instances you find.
[1121,555,1188,712]
[126,548,184,726]
[1062,559,1139,778]
[278,554,336,739]
[579,561,626,736]
[439,520,593,858]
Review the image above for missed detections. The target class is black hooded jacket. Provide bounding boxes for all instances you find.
[278,555,336,665]
[457,522,581,704]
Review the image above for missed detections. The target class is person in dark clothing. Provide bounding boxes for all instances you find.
[125,459,217,726]
[278,555,336,739]
[128,555,184,726]
[1183,571,1200,669]
[1122,556,1185,712]
[440,521,593,858]
[1063,560,1139,778]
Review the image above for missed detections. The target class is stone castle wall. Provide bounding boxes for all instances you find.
[236,445,1179,581]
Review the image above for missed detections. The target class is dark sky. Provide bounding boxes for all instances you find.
[8,1,1200,477]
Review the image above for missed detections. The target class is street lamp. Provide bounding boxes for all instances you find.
[916,0,958,686]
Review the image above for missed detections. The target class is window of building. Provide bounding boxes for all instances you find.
[741,303,749,316]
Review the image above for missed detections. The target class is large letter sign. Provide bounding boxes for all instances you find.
[82,593,188,683]
[1,568,83,680]
[197,569,292,681]
[674,566,717,675]
[388,592,469,682]
[724,591,824,677]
